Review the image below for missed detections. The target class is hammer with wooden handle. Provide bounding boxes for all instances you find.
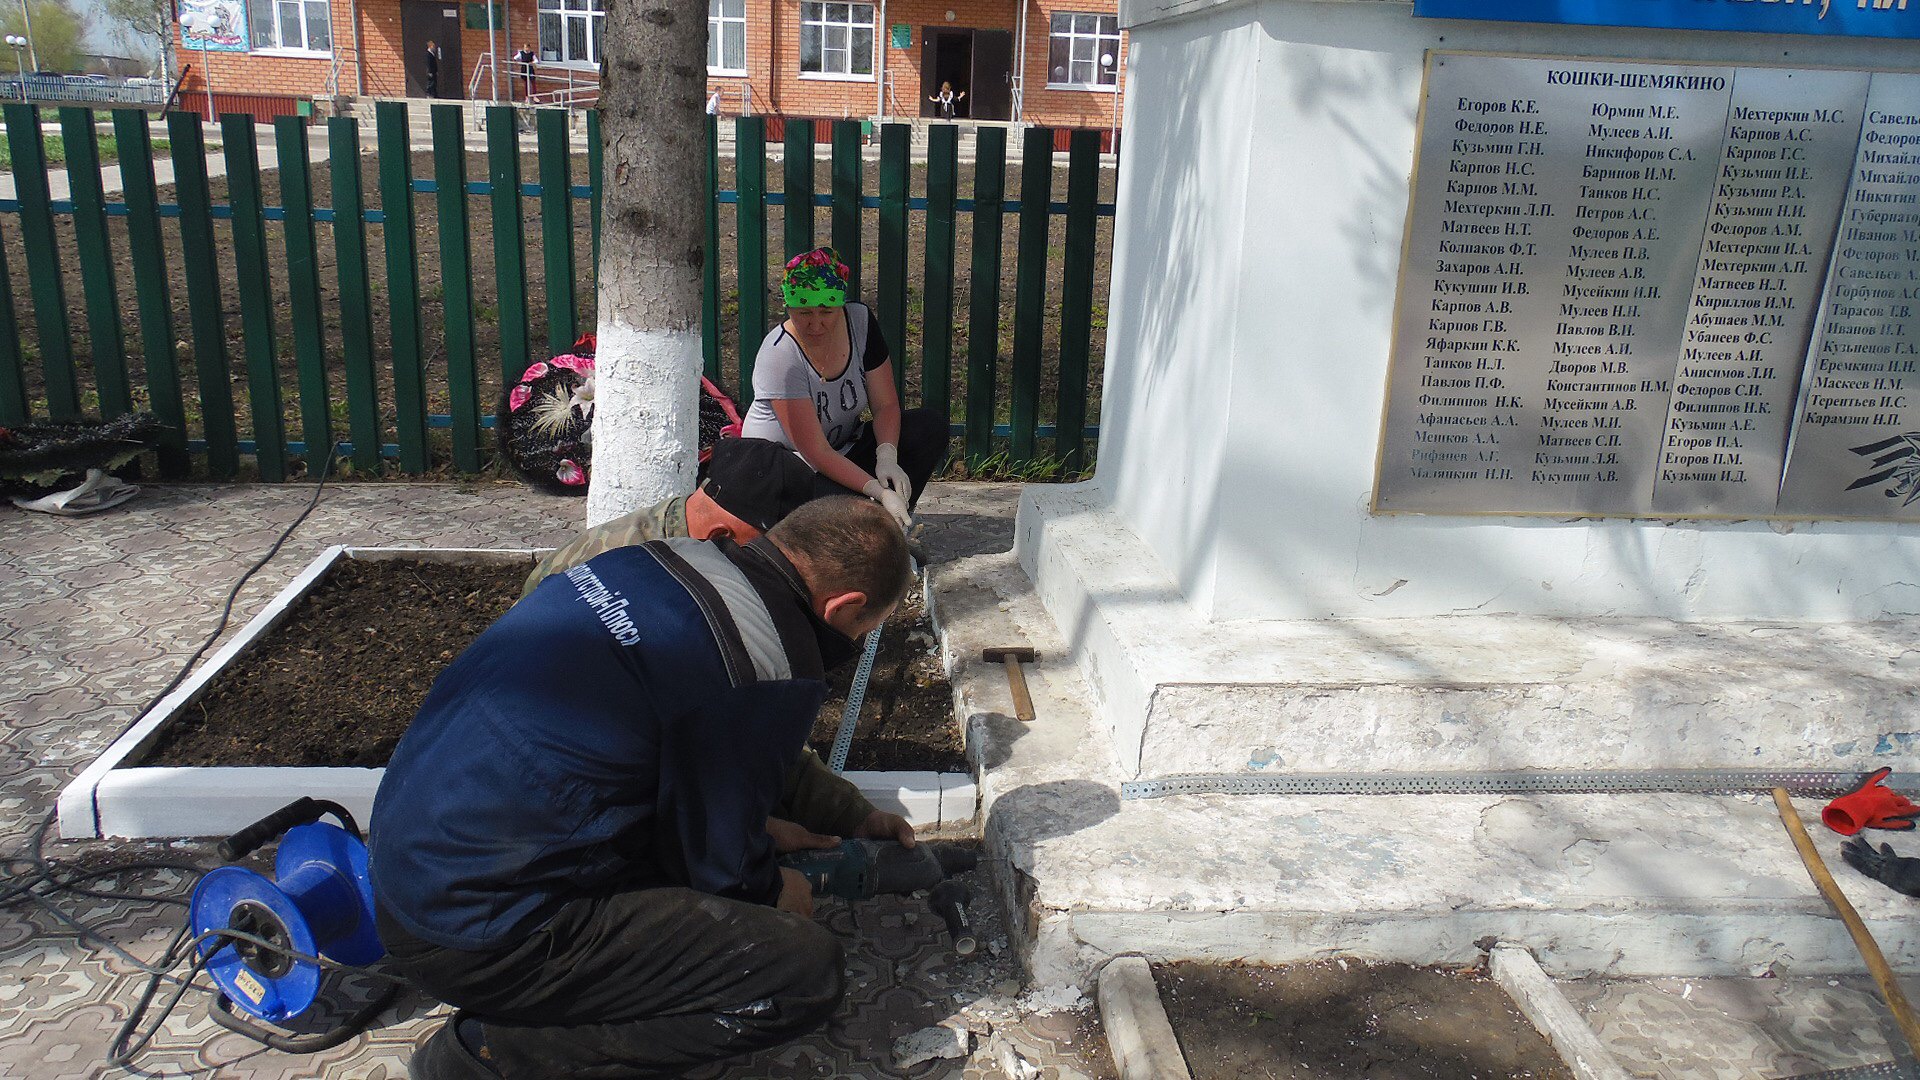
[981,646,1037,722]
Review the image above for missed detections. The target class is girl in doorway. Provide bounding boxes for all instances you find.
[738,247,950,530]
[929,81,965,120]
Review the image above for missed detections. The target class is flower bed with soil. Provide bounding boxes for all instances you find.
[57,547,972,839]
[1154,961,1574,1080]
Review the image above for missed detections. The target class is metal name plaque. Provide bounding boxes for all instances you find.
[1376,53,1920,521]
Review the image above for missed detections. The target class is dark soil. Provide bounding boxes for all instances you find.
[1155,961,1573,1080]
[807,579,966,773]
[5,130,1113,480]
[141,557,965,771]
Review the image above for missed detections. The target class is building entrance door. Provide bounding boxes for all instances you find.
[920,29,973,118]
[969,29,1013,120]
[401,0,463,98]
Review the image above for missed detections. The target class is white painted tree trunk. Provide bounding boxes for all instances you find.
[584,0,708,527]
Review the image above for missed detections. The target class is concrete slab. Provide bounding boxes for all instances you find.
[935,548,1920,989]
[1014,483,1920,778]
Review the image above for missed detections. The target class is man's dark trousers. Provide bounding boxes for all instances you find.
[379,887,843,1078]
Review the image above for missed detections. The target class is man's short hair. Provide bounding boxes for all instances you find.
[769,496,911,613]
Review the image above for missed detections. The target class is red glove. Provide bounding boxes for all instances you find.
[1823,767,1920,835]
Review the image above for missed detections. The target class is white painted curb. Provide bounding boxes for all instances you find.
[1490,944,1634,1080]
[59,546,978,840]
[1096,956,1194,1080]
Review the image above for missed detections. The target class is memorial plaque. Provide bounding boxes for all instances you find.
[1652,68,1868,515]
[1377,54,1920,521]
[1779,73,1920,519]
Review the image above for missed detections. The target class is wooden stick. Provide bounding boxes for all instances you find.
[1773,787,1920,1061]
[1002,656,1035,723]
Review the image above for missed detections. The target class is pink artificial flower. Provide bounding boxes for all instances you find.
[520,361,550,383]
[549,354,595,374]
[508,384,533,412]
[808,250,829,267]
[787,253,806,270]
[834,262,851,280]
[555,459,585,485]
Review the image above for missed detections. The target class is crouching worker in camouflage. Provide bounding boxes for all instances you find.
[370,497,914,1079]
[519,436,818,599]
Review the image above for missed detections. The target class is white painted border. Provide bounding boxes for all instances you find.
[60,547,978,839]
[56,547,542,839]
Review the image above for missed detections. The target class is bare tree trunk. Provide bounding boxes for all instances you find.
[584,0,708,526]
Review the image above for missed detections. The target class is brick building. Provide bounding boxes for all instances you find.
[172,0,1124,130]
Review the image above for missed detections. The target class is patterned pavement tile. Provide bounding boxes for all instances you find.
[1563,974,1917,1078]
[0,481,1112,1080]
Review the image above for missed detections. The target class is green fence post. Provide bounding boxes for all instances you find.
[60,107,130,420]
[488,106,532,384]
[736,115,767,395]
[276,115,333,470]
[537,107,575,354]
[223,114,286,482]
[701,114,721,384]
[831,119,862,293]
[923,123,958,428]
[783,115,814,260]
[114,109,187,475]
[1056,129,1101,472]
[433,103,481,474]
[1009,126,1052,464]
[0,217,26,425]
[965,127,1007,467]
[330,115,383,472]
[377,100,429,474]
[4,104,78,421]
[878,123,909,395]
[168,109,238,477]
[587,107,603,290]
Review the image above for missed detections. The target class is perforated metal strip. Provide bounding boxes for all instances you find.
[1119,769,1886,801]
[828,626,884,774]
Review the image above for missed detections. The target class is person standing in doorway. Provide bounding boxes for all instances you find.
[424,39,442,97]
[928,81,965,119]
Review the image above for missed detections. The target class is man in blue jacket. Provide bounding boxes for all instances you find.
[370,496,913,1079]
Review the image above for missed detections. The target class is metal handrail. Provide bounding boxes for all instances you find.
[467,51,492,101]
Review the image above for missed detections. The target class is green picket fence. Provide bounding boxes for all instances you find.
[0,104,1113,481]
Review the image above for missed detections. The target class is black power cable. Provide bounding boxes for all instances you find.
[0,449,414,1071]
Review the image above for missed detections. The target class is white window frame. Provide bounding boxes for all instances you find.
[537,0,605,70]
[247,0,332,56]
[1045,12,1120,92]
[708,0,747,75]
[798,1,874,82]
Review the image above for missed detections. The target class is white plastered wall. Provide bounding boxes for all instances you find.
[1102,0,1920,622]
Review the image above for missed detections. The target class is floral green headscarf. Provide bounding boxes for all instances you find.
[783,247,852,308]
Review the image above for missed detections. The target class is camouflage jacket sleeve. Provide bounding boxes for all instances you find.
[520,495,690,598]
[774,748,877,837]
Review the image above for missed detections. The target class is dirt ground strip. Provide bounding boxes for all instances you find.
[3,135,1116,480]
[1154,960,1574,1080]
[143,554,964,770]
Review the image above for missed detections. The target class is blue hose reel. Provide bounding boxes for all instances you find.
[187,798,391,1045]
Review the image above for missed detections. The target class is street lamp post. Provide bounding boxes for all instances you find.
[1101,51,1118,153]
[177,10,216,121]
[4,35,25,100]
[14,0,35,71]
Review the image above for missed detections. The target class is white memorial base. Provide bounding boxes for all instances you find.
[932,541,1920,988]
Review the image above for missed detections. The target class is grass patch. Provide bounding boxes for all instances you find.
[0,133,167,170]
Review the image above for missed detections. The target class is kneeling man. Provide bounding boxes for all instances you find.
[371,496,912,1079]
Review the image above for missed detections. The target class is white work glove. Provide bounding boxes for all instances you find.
[875,443,912,497]
[862,477,913,531]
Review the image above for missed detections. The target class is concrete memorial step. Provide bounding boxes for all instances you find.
[933,548,1920,990]
[1013,483,1920,781]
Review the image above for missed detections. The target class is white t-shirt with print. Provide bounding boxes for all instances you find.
[740,302,890,455]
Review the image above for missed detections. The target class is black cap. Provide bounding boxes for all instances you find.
[702,437,819,532]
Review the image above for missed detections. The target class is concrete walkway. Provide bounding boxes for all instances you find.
[0,480,1118,1080]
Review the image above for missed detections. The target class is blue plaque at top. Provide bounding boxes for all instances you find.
[1413,0,1920,41]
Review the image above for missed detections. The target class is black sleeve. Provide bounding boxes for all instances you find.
[862,307,891,372]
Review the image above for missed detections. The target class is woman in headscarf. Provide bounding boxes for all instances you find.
[739,247,950,530]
